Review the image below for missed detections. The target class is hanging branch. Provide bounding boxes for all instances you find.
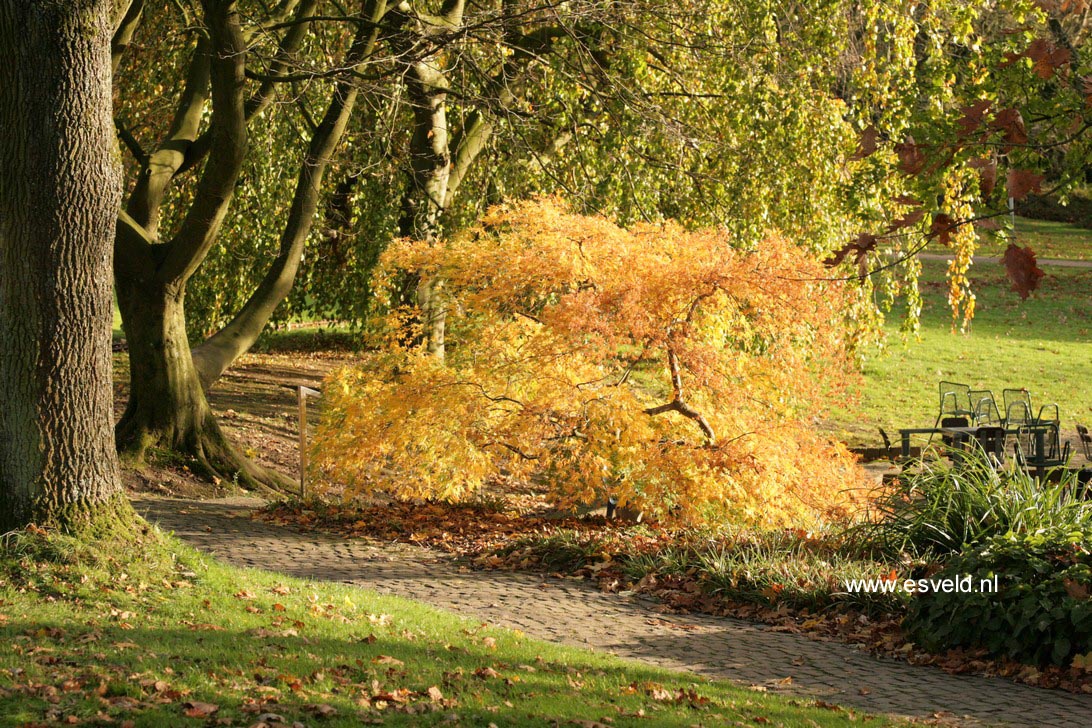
[643,346,716,445]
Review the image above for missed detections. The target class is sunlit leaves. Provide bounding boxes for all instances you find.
[314,199,867,529]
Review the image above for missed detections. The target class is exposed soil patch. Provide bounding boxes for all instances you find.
[118,351,356,499]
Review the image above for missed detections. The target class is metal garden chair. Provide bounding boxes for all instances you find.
[1078,423,1092,460]
[969,389,1001,424]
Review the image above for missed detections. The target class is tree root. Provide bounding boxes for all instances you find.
[116,413,294,498]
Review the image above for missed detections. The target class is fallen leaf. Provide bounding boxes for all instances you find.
[373,655,404,666]
[307,703,337,717]
[182,701,219,718]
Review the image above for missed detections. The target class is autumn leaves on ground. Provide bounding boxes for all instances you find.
[0,522,884,727]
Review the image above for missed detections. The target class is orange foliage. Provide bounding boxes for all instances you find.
[314,198,868,528]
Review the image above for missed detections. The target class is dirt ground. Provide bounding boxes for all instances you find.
[117,351,354,499]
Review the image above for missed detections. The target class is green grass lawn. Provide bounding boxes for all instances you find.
[1007,217,1092,260]
[0,526,894,727]
[833,259,1092,446]
[925,216,1092,260]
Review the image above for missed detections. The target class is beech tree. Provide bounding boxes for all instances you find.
[191,0,883,352]
[0,0,126,531]
[111,0,376,486]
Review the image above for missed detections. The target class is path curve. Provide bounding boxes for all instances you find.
[135,496,1092,728]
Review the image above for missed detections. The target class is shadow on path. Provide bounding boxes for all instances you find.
[136,496,1092,728]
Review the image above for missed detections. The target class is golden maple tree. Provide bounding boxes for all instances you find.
[314,199,867,527]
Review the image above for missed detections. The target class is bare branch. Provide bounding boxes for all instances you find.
[643,347,716,445]
[193,3,387,384]
[111,0,145,73]
[124,34,212,233]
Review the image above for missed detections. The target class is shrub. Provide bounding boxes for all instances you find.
[905,528,1092,666]
[314,198,867,528]
[849,448,1092,558]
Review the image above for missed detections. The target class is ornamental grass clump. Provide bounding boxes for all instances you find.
[850,447,1092,558]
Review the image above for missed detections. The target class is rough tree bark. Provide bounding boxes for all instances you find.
[0,0,127,531]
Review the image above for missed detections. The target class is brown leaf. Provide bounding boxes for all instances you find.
[849,126,879,160]
[427,686,444,701]
[1027,38,1071,79]
[1007,169,1045,201]
[373,655,404,666]
[182,701,219,718]
[956,100,992,136]
[474,667,501,679]
[824,232,877,267]
[648,687,674,701]
[930,214,958,247]
[1001,243,1045,299]
[967,157,997,196]
[307,703,338,717]
[895,138,926,174]
[991,108,1028,146]
[1064,578,1090,600]
[886,208,926,233]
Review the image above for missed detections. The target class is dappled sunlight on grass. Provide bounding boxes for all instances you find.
[0,526,890,727]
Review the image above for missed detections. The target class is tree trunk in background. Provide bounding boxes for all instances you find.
[114,274,281,487]
[110,2,375,490]
[0,0,126,531]
[110,0,291,491]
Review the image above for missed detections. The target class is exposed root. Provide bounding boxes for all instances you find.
[116,412,292,498]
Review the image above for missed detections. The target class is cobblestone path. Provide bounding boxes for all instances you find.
[135,496,1092,727]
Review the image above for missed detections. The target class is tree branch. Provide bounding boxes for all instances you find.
[192,3,386,386]
[159,0,249,284]
[111,0,145,73]
[124,33,212,234]
[171,0,328,180]
[115,119,148,166]
[643,347,716,445]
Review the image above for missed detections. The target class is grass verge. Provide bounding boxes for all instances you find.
[0,524,893,727]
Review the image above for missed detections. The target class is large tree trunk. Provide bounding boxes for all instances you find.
[114,276,283,490]
[111,0,276,489]
[0,0,128,532]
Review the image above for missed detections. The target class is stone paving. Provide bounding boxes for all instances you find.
[135,496,1092,727]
